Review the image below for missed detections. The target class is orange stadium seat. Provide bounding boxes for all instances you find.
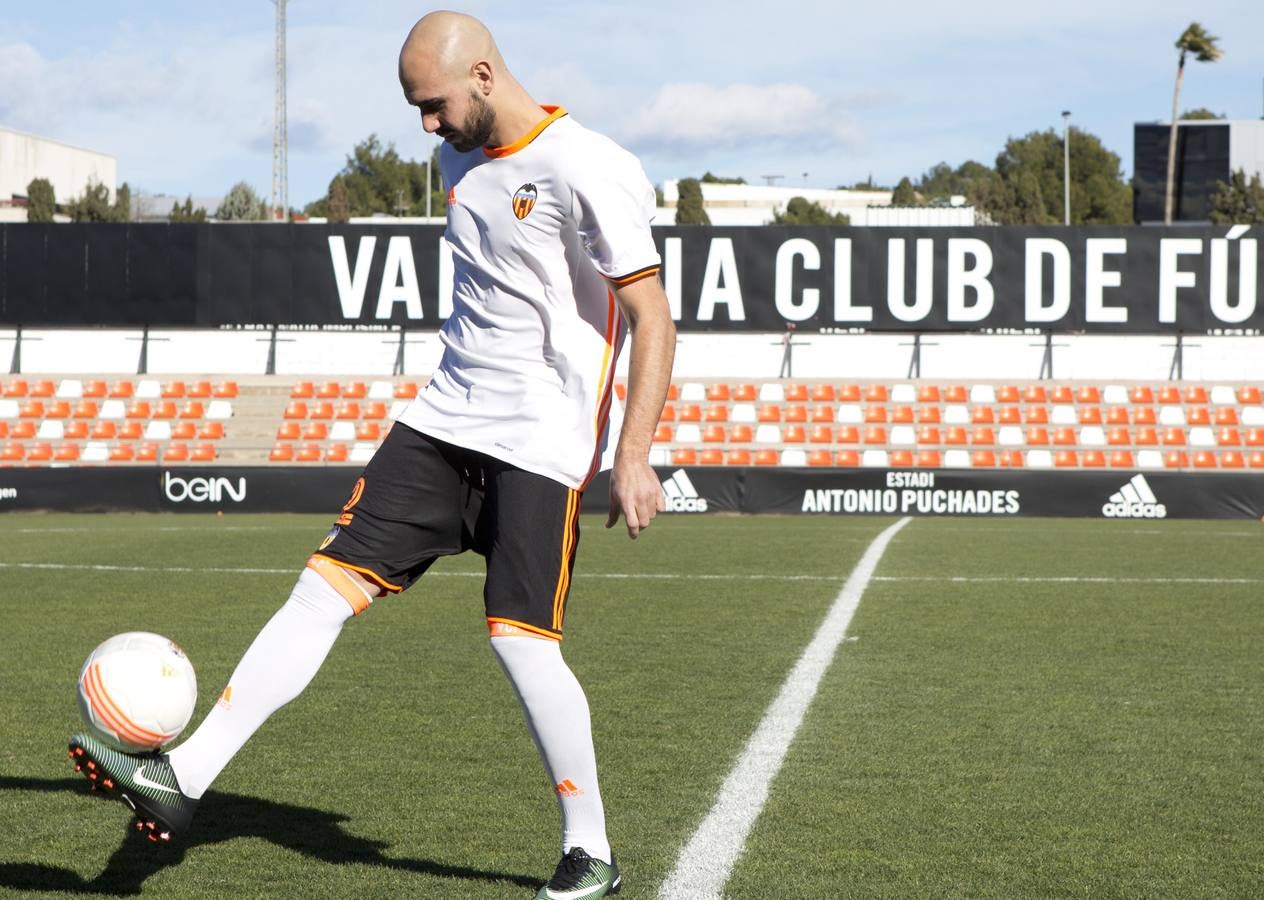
[1161,427,1187,445]
[1107,427,1131,446]
[891,406,914,424]
[213,381,239,398]
[179,401,205,419]
[1109,450,1135,468]
[1217,428,1241,446]
[191,442,217,462]
[108,380,135,398]
[54,443,81,462]
[659,405,677,423]
[809,425,833,444]
[363,401,388,420]
[31,380,55,397]
[917,406,941,424]
[106,442,134,462]
[706,383,730,402]
[163,443,190,463]
[944,427,968,446]
[1,441,26,461]
[665,384,679,401]
[325,444,349,463]
[1022,385,1046,404]
[1024,406,1048,424]
[1220,451,1245,469]
[1106,406,1129,425]
[3,380,28,398]
[972,427,996,446]
[1132,407,1156,425]
[917,450,942,467]
[835,450,860,467]
[1192,450,1217,468]
[699,449,724,465]
[727,449,752,465]
[343,382,367,399]
[810,384,836,403]
[172,422,197,441]
[970,406,994,424]
[732,384,757,402]
[757,405,781,423]
[863,426,886,445]
[917,384,941,403]
[996,385,1020,403]
[1053,428,1077,446]
[1247,428,1264,446]
[1250,451,1264,468]
[356,422,382,442]
[1128,386,1154,404]
[1076,385,1101,404]
[136,443,160,462]
[810,405,834,423]
[125,401,151,419]
[753,450,779,466]
[303,423,329,441]
[999,450,1024,468]
[785,384,809,402]
[997,406,1021,425]
[199,422,225,440]
[864,384,888,403]
[1050,386,1074,404]
[653,424,673,443]
[1054,450,1078,467]
[1214,407,1238,426]
[188,381,213,398]
[11,421,36,439]
[943,385,967,403]
[807,450,833,467]
[702,425,726,443]
[270,442,295,462]
[671,449,696,466]
[678,404,701,422]
[784,425,806,443]
[161,381,187,399]
[971,450,996,468]
[317,381,341,400]
[297,443,323,462]
[1184,385,1209,404]
[310,402,334,420]
[153,401,178,420]
[1081,450,1106,467]
[336,402,361,420]
[838,384,861,402]
[1079,407,1102,425]
[1187,407,1210,425]
[27,442,53,462]
[0,423,7,439]
[117,421,144,440]
[918,426,941,445]
[863,406,886,424]
[704,405,728,423]
[889,450,914,467]
[394,382,419,399]
[19,401,44,418]
[1237,386,1261,404]
[836,426,861,444]
[784,405,808,423]
[1164,451,1189,468]
[1156,386,1181,404]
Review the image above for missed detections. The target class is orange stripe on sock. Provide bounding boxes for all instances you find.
[487,617,561,641]
[306,556,374,615]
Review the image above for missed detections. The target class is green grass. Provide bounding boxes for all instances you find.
[1,514,1261,898]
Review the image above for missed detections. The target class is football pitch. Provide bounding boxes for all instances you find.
[1,512,1261,898]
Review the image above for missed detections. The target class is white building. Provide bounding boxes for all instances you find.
[0,126,117,221]
[657,179,975,226]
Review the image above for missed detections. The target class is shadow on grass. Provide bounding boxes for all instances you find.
[0,775,539,896]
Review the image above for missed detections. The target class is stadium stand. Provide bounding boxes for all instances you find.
[1,376,1260,470]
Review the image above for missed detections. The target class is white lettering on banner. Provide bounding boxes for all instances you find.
[1209,238,1258,324]
[437,238,454,319]
[1024,238,1071,322]
[802,485,1019,515]
[0,487,17,500]
[328,235,378,318]
[164,473,247,504]
[887,238,934,322]
[946,238,994,322]
[832,238,871,322]
[375,236,423,319]
[1158,238,1202,323]
[1084,238,1128,323]
[696,238,746,321]
[774,239,821,321]
[662,237,683,320]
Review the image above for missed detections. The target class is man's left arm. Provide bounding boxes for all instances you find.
[606,275,676,539]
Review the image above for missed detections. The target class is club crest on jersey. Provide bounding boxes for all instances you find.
[512,183,538,220]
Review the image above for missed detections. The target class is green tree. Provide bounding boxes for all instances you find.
[675,178,710,225]
[304,135,441,219]
[916,160,994,201]
[169,196,208,223]
[994,128,1131,225]
[327,177,352,223]
[1181,107,1224,120]
[891,176,918,206]
[1166,23,1223,224]
[771,197,849,225]
[699,172,746,184]
[1209,170,1264,224]
[216,182,265,221]
[26,178,55,222]
[844,176,888,191]
[67,179,129,222]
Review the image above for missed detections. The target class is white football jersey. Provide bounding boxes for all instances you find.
[397,106,661,489]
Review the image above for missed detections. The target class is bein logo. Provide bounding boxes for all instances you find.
[163,472,247,504]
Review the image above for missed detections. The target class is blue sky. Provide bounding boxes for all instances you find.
[2,1,1261,208]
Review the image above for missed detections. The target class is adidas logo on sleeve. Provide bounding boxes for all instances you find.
[660,469,708,513]
[1102,474,1167,519]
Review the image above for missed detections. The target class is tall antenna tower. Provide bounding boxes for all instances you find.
[271,0,288,220]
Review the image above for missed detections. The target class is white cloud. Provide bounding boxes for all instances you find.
[622,82,856,153]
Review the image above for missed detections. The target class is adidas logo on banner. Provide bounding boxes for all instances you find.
[661,469,708,513]
[1101,474,1167,519]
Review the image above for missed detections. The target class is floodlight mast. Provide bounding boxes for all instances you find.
[271,0,288,221]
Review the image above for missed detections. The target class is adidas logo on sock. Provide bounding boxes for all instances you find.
[660,469,708,513]
[1101,474,1167,519]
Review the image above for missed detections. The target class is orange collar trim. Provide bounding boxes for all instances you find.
[484,105,567,159]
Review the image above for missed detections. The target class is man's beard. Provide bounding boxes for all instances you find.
[447,90,496,152]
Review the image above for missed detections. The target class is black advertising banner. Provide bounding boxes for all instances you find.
[2,224,1261,333]
[2,466,1261,519]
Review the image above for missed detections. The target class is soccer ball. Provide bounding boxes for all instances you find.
[76,632,198,752]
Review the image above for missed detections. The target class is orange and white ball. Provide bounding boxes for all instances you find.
[77,632,197,752]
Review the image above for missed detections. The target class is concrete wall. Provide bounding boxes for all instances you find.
[0,127,117,205]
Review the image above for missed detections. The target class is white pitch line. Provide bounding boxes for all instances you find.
[872,575,1264,585]
[659,516,912,900]
[0,561,846,582]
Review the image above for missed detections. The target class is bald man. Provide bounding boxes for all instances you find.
[69,10,673,899]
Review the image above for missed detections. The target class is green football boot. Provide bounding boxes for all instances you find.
[68,733,198,843]
[535,847,621,899]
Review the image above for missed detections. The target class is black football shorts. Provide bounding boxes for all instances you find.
[312,423,582,639]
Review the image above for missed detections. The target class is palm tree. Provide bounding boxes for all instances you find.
[1164,23,1222,224]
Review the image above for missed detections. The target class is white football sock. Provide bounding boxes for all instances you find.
[168,567,360,798]
[490,635,611,864]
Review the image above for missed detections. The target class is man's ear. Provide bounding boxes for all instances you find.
[472,60,494,95]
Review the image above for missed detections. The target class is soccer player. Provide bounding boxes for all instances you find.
[69,11,675,899]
